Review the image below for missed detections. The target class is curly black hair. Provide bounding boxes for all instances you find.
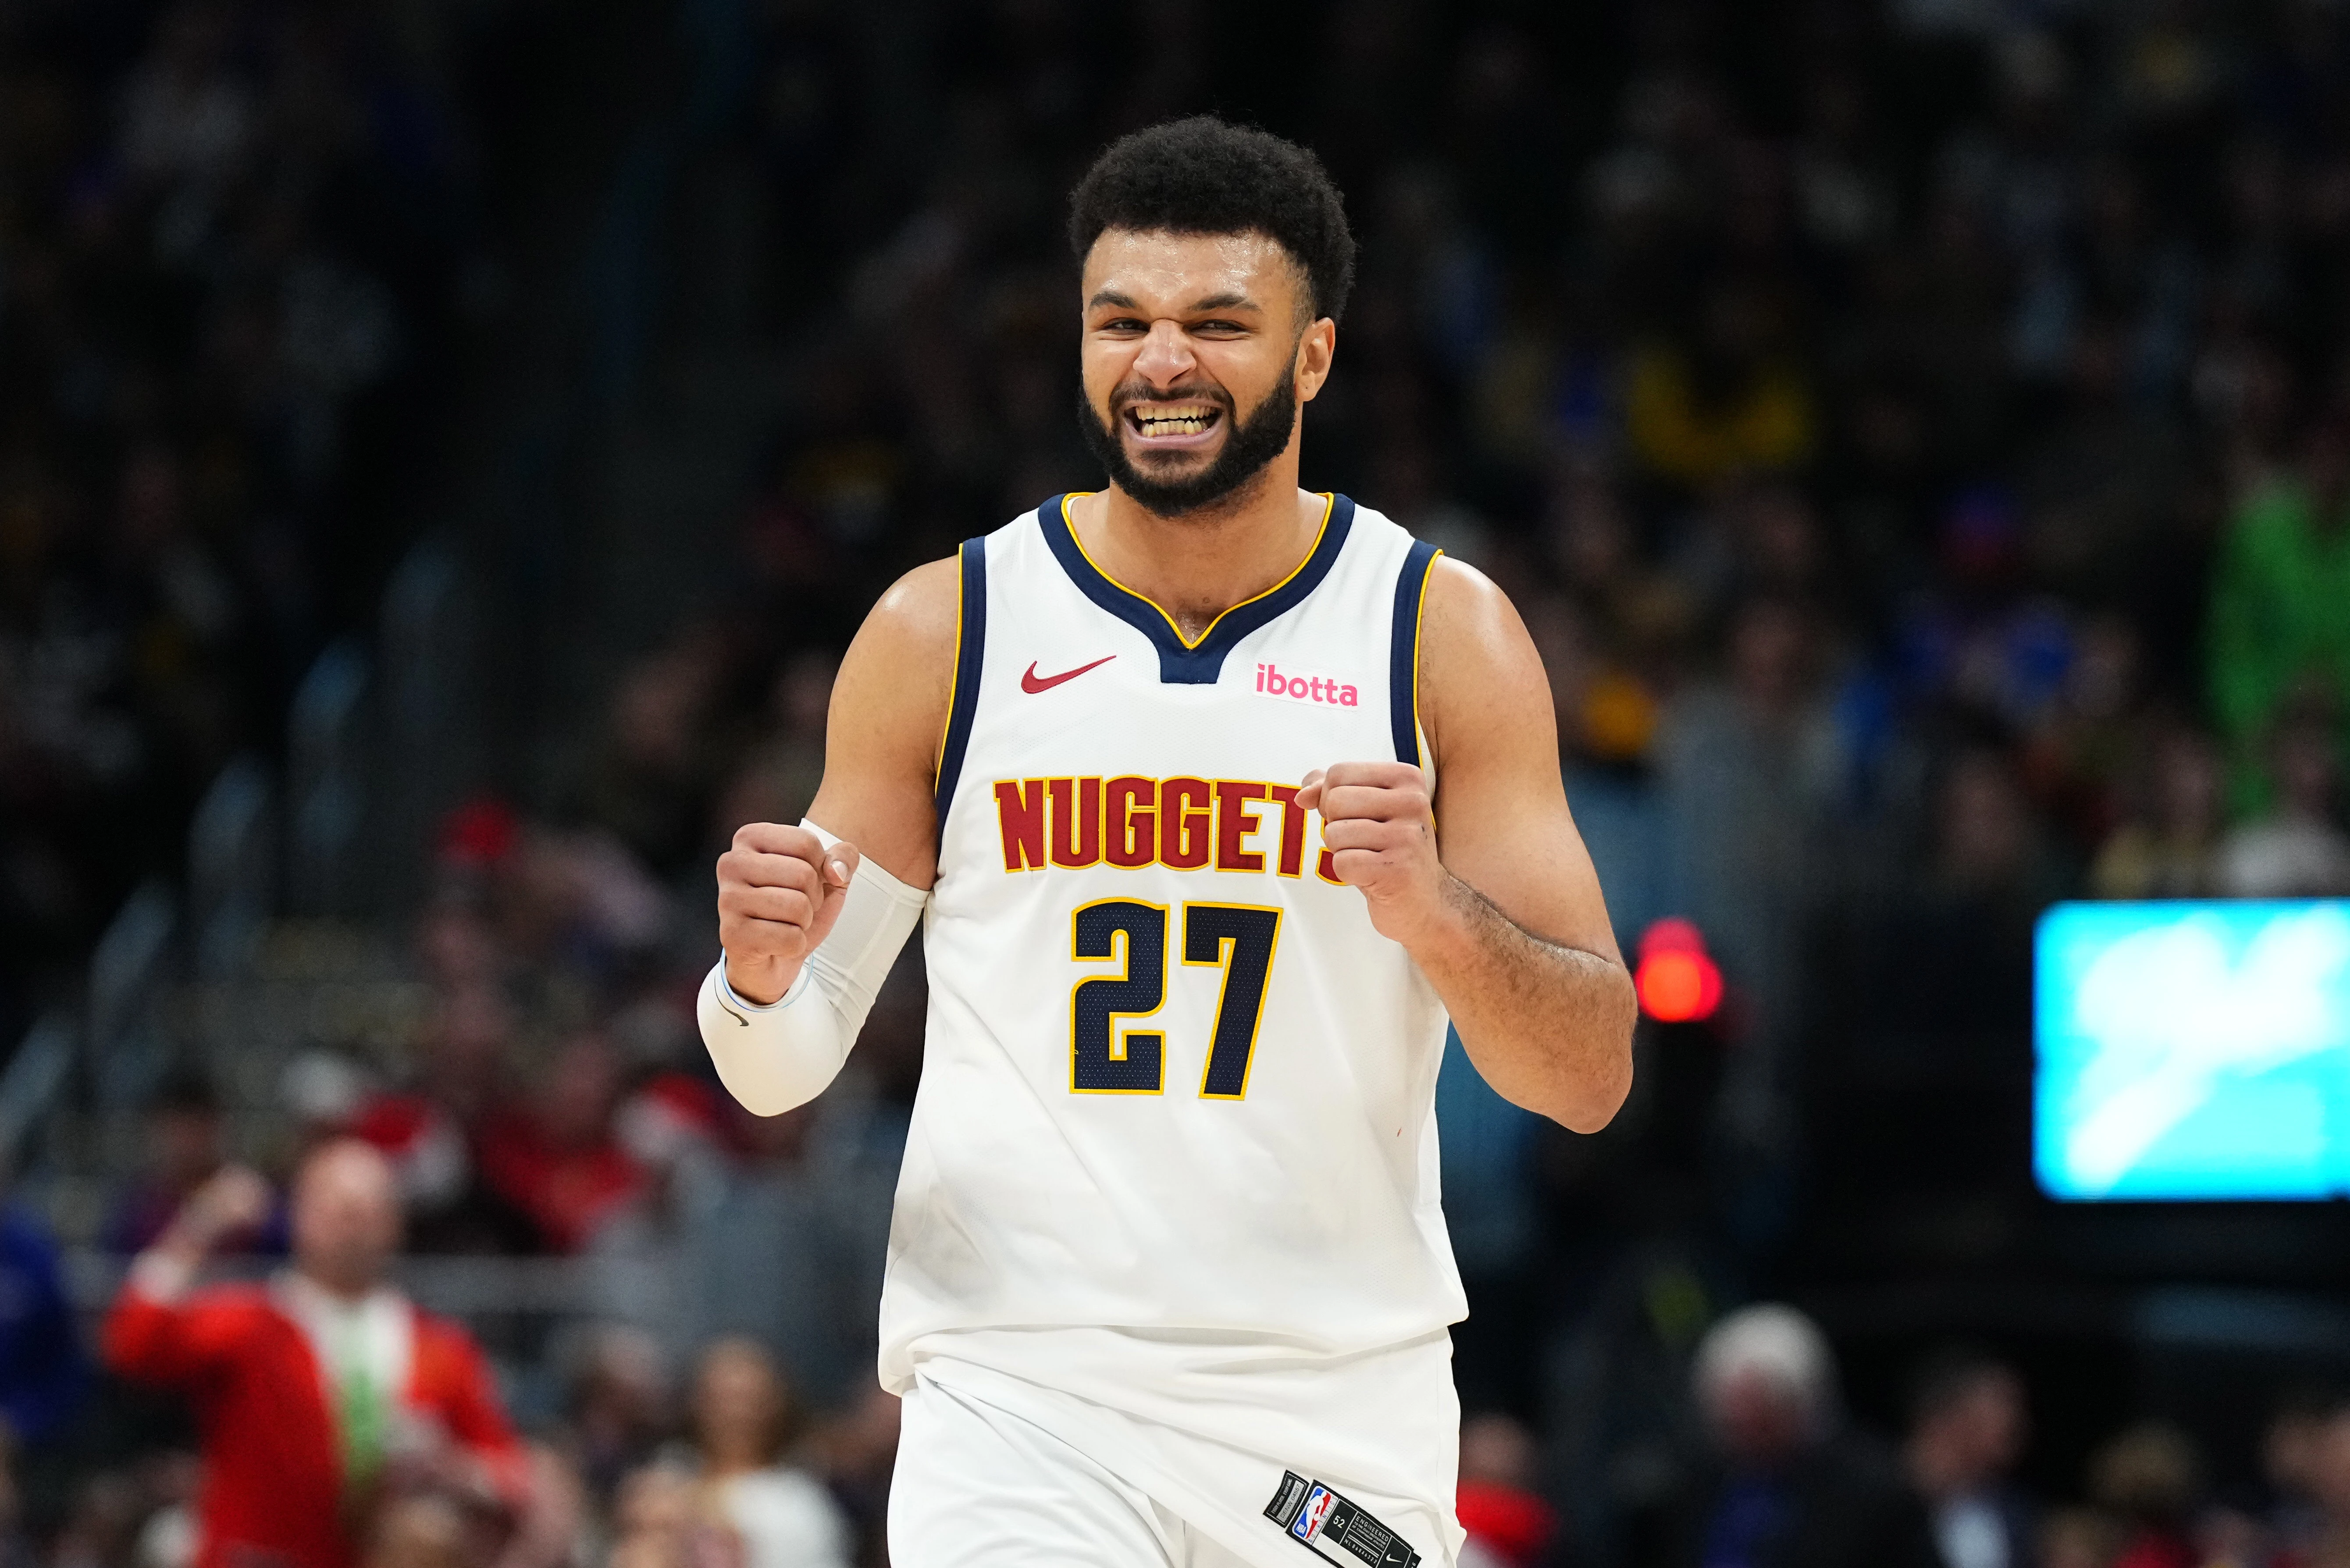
[1068,117,1356,324]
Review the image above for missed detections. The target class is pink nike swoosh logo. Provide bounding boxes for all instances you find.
[1021,655,1116,694]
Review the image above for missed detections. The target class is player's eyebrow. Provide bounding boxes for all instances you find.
[1084,289,1262,315]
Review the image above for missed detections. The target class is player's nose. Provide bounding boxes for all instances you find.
[1131,319,1196,387]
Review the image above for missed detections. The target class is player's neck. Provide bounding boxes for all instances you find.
[1081,471,1326,642]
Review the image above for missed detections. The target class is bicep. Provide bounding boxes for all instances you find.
[1422,562,1624,966]
[797,558,961,888]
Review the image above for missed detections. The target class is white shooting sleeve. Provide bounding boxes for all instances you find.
[698,822,929,1115]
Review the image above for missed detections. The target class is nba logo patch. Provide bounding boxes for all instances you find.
[1293,1485,1334,1542]
[1262,1470,1422,1567]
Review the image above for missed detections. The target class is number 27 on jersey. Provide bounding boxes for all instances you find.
[1068,901,1280,1099]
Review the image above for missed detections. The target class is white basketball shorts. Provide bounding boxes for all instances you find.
[887,1330,1460,1568]
[891,1375,1258,1568]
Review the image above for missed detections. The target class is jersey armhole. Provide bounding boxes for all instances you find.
[934,538,988,830]
[1388,540,1442,768]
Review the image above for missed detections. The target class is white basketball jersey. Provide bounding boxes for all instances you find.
[879,492,1468,1391]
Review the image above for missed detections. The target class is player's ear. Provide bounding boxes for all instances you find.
[1295,317,1336,402]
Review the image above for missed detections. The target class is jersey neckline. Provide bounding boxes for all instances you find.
[1036,492,1357,685]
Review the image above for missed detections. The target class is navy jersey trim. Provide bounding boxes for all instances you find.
[1037,493,1357,684]
[1389,540,1441,766]
[934,538,988,829]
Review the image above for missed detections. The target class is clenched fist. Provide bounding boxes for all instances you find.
[1295,761,1446,946]
[716,823,862,1004]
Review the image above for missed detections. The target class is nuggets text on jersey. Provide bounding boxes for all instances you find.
[992,774,1346,881]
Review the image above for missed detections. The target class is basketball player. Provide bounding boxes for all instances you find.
[699,117,1635,1568]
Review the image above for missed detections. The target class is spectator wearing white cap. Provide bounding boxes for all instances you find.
[1645,1304,1942,1568]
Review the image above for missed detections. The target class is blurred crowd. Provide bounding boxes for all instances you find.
[0,0,492,1039]
[8,1148,2350,1568]
[4,0,2350,1565]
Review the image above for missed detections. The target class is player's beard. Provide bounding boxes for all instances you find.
[1077,373,1298,519]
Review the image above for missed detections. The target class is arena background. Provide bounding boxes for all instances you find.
[3,0,2349,1563]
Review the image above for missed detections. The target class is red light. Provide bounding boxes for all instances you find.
[1634,919,1723,1023]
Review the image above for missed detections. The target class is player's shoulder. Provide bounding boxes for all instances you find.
[1414,553,1545,764]
[843,553,962,691]
[833,514,1022,754]
[859,506,1039,650]
[1421,554,1531,667]
[827,559,961,768]
[870,555,961,631]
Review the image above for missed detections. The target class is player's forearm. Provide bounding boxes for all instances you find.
[700,959,852,1115]
[703,826,929,1116]
[1404,874,1636,1133]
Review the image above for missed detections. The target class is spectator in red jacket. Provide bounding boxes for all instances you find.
[103,1139,533,1568]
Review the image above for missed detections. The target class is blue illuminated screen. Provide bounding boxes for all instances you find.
[2035,900,2350,1201]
